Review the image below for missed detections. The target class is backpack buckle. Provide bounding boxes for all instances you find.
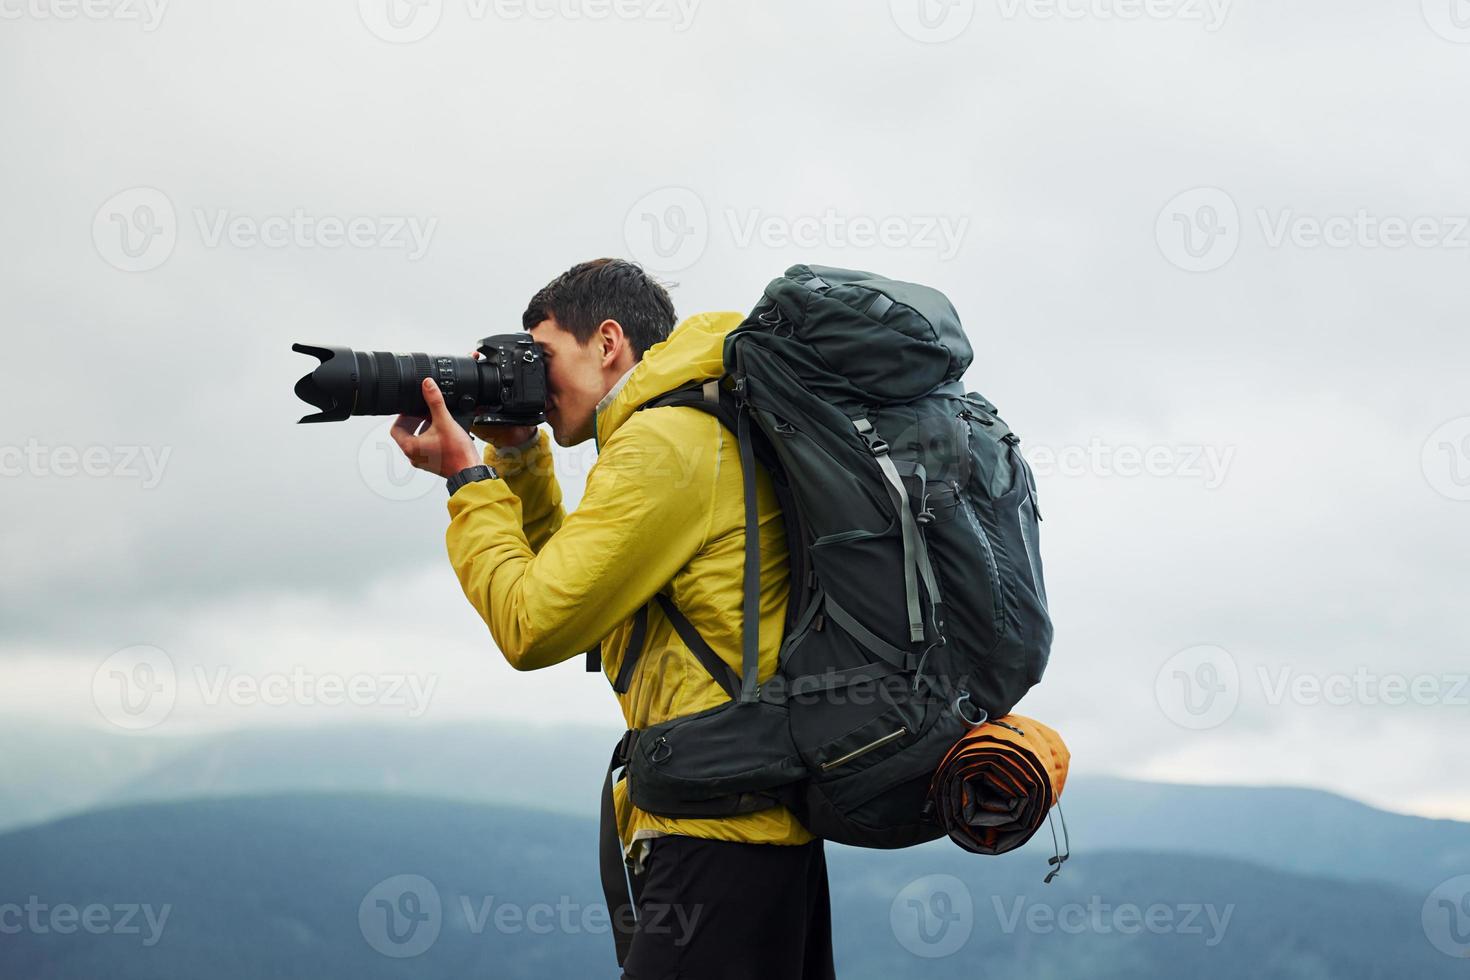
[852,415,887,454]
[953,690,988,728]
[613,729,638,767]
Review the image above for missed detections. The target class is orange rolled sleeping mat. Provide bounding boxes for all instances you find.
[927,713,1071,860]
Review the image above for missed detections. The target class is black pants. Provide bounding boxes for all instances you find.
[619,835,836,980]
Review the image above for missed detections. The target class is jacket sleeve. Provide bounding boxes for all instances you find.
[446,410,717,671]
[483,429,563,553]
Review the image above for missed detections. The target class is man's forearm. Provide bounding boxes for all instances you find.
[483,429,565,552]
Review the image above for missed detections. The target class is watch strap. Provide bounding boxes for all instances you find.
[447,464,498,497]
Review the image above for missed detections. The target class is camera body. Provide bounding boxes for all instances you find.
[292,333,547,427]
[470,335,548,426]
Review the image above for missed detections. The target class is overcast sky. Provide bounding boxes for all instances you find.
[2,0,1468,818]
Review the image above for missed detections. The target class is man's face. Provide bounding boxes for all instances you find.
[528,317,614,447]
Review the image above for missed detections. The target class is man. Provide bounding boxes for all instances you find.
[391,258,836,979]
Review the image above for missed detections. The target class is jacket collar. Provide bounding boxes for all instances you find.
[592,311,744,451]
[595,365,637,417]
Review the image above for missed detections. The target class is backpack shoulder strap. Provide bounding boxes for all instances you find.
[618,379,761,701]
[586,382,732,679]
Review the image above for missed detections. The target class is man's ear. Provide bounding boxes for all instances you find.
[596,318,627,367]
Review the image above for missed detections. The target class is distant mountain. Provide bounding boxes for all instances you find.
[0,723,191,832]
[103,720,617,818]
[1061,776,1470,896]
[0,794,1461,980]
[94,723,1470,896]
[0,794,607,980]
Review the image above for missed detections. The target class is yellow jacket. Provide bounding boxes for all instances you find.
[445,311,813,854]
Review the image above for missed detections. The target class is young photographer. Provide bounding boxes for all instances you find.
[391,258,835,980]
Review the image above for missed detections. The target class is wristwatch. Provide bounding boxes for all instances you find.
[446,463,499,497]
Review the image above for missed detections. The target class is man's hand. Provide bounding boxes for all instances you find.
[390,378,483,479]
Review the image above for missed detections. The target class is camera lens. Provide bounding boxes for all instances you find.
[291,335,546,425]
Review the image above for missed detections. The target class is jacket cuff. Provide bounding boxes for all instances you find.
[483,428,551,479]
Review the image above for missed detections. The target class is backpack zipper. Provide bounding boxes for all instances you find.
[820,726,908,771]
[959,497,1007,635]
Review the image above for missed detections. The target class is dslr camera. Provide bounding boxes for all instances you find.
[291,334,547,428]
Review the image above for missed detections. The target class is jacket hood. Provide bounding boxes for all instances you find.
[595,311,744,448]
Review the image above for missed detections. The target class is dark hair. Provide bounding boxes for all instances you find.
[521,258,676,358]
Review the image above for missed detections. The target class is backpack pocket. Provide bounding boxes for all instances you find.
[797,692,969,848]
[627,699,805,816]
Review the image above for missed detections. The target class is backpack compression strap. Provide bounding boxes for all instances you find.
[851,415,941,644]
